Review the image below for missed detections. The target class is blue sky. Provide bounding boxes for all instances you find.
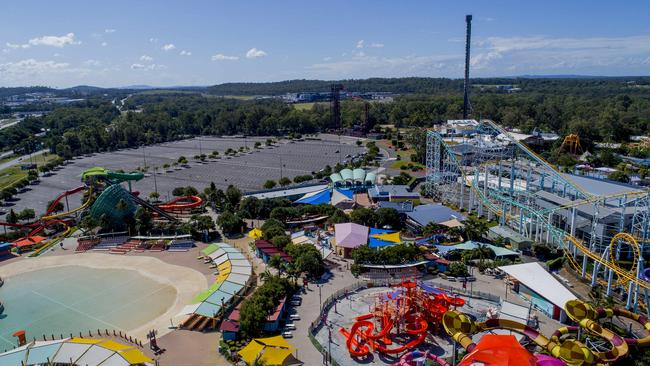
[1,0,649,87]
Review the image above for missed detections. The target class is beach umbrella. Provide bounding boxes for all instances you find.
[247,228,263,240]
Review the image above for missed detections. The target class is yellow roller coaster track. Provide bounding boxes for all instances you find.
[41,186,93,221]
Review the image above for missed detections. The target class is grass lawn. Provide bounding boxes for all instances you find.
[293,102,328,111]
[390,160,425,170]
[0,153,59,190]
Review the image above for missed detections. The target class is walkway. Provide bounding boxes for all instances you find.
[286,256,357,364]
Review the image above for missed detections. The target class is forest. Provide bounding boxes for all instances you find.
[0,77,649,158]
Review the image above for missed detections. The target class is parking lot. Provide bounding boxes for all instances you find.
[8,135,364,215]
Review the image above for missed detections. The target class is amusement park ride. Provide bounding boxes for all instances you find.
[340,281,650,366]
[0,166,203,254]
[426,120,650,313]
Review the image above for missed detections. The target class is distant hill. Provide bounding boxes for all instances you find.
[0,86,57,98]
[205,76,650,97]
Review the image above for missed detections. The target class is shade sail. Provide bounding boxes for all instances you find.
[0,338,153,366]
[189,242,252,318]
[295,189,331,205]
[238,336,295,366]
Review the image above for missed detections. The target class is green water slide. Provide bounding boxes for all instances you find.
[81,167,144,183]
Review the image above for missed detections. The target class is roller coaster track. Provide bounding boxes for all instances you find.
[427,123,650,308]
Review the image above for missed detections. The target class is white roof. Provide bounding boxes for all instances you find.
[498,262,577,309]
[176,303,201,317]
[100,353,131,366]
[75,344,114,366]
[52,342,93,363]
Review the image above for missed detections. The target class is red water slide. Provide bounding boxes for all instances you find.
[157,195,203,211]
[45,185,86,215]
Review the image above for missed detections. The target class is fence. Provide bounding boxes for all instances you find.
[305,277,500,366]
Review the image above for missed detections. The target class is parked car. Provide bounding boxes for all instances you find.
[284,323,296,330]
[289,314,300,321]
[282,331,293,338]
[290,300,301,306]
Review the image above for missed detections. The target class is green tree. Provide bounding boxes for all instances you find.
[149,191,160,200]
[350,208,377,227]
[278,177,291,187]
[374,208,402,230]
[225,185,242,210]
[263,180,277,189]
[217,211,245,236]
[18,208,36,221]
[46,200,65,213]
[462,216,489,241]
[6,209,18,224]
[134,207,153,235]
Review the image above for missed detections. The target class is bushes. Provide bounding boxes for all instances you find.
[217,211,245,236]
[351,243,422,265]
[239,276,295,337]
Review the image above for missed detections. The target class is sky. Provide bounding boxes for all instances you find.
[1,0,649,88]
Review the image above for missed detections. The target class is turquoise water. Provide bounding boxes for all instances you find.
[0,266,176,348]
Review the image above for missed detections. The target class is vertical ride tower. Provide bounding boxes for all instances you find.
[463,14,472,119]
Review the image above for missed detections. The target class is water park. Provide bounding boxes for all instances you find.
[0,126,649,366]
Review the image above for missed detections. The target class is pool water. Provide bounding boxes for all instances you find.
[0,265,176,348]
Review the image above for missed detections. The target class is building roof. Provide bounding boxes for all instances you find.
[13,235,47,247]
[294,189,331,205]
[368,228,400,248]
[267,297,286,322]
[498,262,577,309]
[377,201,414,213]
[489,226,532,245]
[436,241,519,258]
[334,223,369,248]
[244,184,329,200]
[559,173,643,196]
[368,185,419,200]
[406,204,465,227]
[254,240,293,262]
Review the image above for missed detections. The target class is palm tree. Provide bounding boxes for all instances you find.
[259,270,272,282]
[269,255,284,276]
[115,199,128,211]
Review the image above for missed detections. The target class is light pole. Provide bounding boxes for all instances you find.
[318,284,322,311]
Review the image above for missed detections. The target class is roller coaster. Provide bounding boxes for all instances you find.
[426,120,650,314]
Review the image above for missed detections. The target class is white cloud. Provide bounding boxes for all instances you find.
[370,42,384,48]
[5,42,27,49]
[0,59,70,78]
[212,54,239,61]
[27,33,80,48]
[356,40,364,49]
[83,59,101,67]
[470,35,650,71]
[246,48,267,59]
[149,37,158,43]
[323,56,332,61]
[140,55,153,62]
[105,29,116,33]
[130,63,165,71]
[179,50,192,56]
[101,42,108,47]
[162,43,176,51]
[309,53,461,79]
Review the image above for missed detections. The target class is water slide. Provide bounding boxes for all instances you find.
[45,186,86,215]
[442,310,595,366]
[41,186,93,221]
[157,195,203,211]
[393,351,450,366]
[130,194,178,222]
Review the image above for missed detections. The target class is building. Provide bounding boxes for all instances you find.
[254,240,292,263]
[488,225,533,251]
[330,168,376,188]
[264,297,288,332]
[498,262,577,322]
[405,204,465,233]
[368,185,420,203]
[0,242,12,257]
[333,223,369,257]
[436,241,519,260]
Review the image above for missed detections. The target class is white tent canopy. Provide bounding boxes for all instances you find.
[498,262,577,309]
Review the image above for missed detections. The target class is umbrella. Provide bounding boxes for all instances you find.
[238,335,295,366]
[247,228,263,240]
[0,337,153,366]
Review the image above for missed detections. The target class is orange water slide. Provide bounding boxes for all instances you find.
[157,195,203,211]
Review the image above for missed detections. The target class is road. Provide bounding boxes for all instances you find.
[0,149,50,171]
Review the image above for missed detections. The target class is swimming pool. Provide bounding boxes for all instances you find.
[0,265,176,348]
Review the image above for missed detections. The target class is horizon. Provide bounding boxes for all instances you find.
[1,0,650,88]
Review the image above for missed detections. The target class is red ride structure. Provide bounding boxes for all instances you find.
[339,280,465,358]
